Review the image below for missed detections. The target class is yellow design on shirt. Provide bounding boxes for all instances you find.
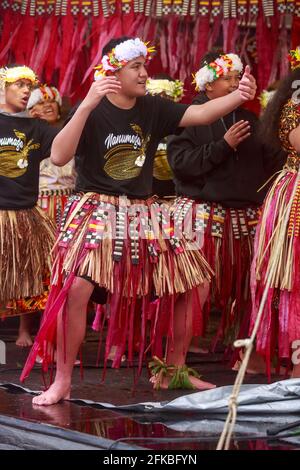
[0,129,40,178]
[103,124,150,180]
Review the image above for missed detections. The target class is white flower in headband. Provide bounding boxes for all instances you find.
[101,56,116,74]
[215,57,228,70]
[194,68,216,92]
[27,85,62,110]
[226,53,243,73]
[114,38,148,62]
[94,38,155,79]
[193,53,243,92]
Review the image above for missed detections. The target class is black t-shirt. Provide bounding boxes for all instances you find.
[0,113,58,209]
[72,95,188,198]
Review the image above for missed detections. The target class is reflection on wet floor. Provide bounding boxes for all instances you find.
[0,388,299,450]
[1,322,299,450]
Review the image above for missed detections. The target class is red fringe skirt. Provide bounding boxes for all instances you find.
[38,188,73,226]
[172,197,260,345]
[250,169,300,370]
[21,192,212,380]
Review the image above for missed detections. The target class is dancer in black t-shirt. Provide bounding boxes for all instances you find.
[22,37,256,405]
[27,84,76,225]
[168,52,285,368]
[0,66,58,345]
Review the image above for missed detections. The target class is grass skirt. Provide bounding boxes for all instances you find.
[250,169,300,370]
[0,207,56,318]
[21,192,212,380]
[172,197,260,345]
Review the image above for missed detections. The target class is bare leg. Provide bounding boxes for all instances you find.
[16,314,34,347]
[107,345,126,363]
[32,277,94,406]
[233,350,287,375]
[291,363,300,378]
[151,281,216,390]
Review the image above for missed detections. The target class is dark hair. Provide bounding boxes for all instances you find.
[102,37,134,56]
[153,73,175,81]
[200,51,224,68]
[260,68,300,151]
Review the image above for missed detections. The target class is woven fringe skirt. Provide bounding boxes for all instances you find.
[172,197,260,346]
[38,188,73,226]
[250,169,300,369]
[0,206,56,318]
[21,192,212,380]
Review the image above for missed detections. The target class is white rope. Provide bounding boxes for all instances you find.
[216,168,300,450]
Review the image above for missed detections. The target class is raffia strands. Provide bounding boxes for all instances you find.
[21,192,214,380]
[172,197,259,347]
[38,192,71,226]
[255,170,297,291]
[218,167,300,451]
[250,168,300,367]
[55,193,213,298]
[0,207,56,314]
[153,246,212,297]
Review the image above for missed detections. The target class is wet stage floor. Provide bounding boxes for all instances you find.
[1,320,300,450]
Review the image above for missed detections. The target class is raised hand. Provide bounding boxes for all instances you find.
[28,108,42,119]
[81,76,122,111]
[238,65,257,101]
[224,120,251,149]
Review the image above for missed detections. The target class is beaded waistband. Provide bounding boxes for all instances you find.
[39,188,74,197]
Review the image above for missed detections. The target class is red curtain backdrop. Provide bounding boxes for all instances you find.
[0,0,299,106]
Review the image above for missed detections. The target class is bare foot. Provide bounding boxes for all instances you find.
[16,331,33,347]
[291,363,300,378]
[32,381,71,406]
[107,345,126,363]
[185,376,216,390]
[150,374,216,391]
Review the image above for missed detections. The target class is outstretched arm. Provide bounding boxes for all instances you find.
[179,66,256,127]
[50,77,121,166]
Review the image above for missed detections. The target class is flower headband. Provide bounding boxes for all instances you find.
[288,48,300,70]
[0,66,38,91]
[27,85,62,109]
[94,38,155,79]
[193,53,243,92]
[146,78,184,102]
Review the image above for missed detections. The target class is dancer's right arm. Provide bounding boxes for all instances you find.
[50,77,121,166]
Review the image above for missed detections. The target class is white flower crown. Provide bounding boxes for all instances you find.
[27,85,62,109]
[94,38,155,79]
[194,53,243,92]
